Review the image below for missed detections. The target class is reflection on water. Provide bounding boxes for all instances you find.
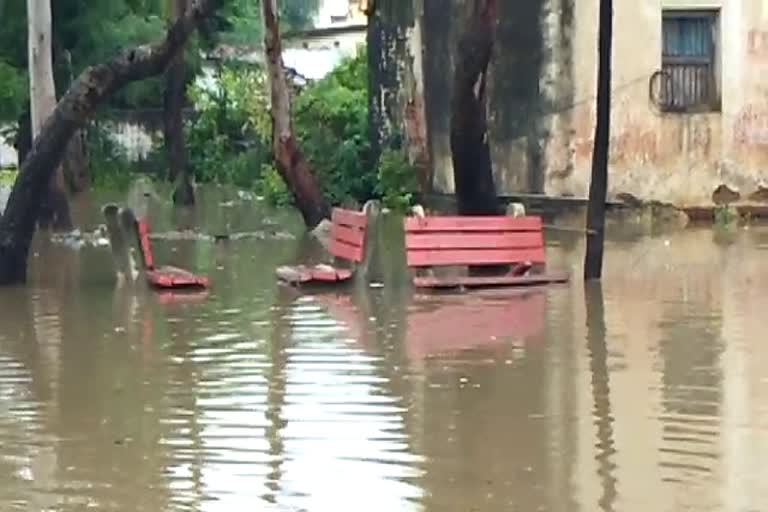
[1,189,768,511]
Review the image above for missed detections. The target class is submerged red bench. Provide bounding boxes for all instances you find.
[118,208,210,290]
[135,218,210,289]
[276,207,372,286]
[404,215,569,289]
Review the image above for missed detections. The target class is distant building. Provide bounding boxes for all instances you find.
[314,0,368,28]
[203,0,367,82]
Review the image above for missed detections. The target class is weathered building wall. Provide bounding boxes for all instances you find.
[420,0,575,197]
[367,0,429,189]
[555,0,765,207]
[376,0,768,208]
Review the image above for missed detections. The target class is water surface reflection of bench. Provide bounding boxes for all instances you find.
[310,289,547,360]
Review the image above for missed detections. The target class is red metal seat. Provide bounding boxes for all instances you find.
[277,207,370,286]
[404,215,569,290]
[135,217,210,290]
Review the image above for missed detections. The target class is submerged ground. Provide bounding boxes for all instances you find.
[0,185,767,511]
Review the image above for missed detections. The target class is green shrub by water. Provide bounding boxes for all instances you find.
[0,169,17,186]
[86,49,417,207]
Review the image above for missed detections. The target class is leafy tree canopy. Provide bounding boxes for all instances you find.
[0,0,321,118]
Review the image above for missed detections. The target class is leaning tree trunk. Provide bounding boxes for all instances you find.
[55,47,90,194]
[0,0,221,285]
[166,0,194,205]
[15,104,32,165]
[261,0,330,229]
[450,0,501,216]
[28,0,73,231]
[584,0,613,280]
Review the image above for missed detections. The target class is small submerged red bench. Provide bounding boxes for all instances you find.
[137,220,210,289]
[404,214,569,289]
[277,206,373,286]
[121,208,210,290]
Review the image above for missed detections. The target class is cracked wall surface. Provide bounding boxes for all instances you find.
[371,0,768,208]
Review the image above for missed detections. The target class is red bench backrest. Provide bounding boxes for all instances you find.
[329,208,369,263]
[137,218,156,270]
[404,215,546,268]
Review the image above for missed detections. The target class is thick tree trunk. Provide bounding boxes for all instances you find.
[56,48,90,194]
[28,0,73,231]
[450,0,501,216]
[0,0,221,285]
[15,105,32,165]
[165,0,194,205]
[63,131,89,194]
[261,0,330,229]
[584,0,613,280]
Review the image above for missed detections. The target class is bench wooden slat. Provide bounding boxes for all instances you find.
[330,239,364,262]
[407,247,546,267]
[331,223,365,248]
[413,272,570,289]
[137,219,155,269]
[405,216,542,233]
[277,206,371,286]
[406,232,543,251]
[332,208,368,229]
[276,265,353,284]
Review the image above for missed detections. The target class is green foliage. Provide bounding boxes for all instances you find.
[281,0,321,32]
[86,124,139,190]
[0,0,418,208]
[186,64,272,188]
[219,0,321,45]
[293,50,375,204]
[182,49,419,210]
[255,164,292,206]
[0,60,27,121]
[376,149,418,212]
[0,170,18,187]
[714,205,739,228]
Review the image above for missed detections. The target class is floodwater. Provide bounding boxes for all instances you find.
[1,186,768,511]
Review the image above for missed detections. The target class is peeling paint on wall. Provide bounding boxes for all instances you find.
[367,0,430,189]
[375,0,768,208]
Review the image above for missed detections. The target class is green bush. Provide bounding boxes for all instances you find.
[186,64,272,189]
[376,148,418,212]
[154,49,419,209]
[293,50,375,205]
[86,123,139,190]
[255,163,292,206]
[0,169,17,186]
[714,204,739,228]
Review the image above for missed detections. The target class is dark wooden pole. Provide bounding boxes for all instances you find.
[584,0,613,280]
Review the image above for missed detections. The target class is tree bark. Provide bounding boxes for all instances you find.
[0,0,221,285]
[584,0,613,280]
[15,104,32,166]
[165,0,194,206]
[63,130,89,194]
[27,0,73,231]
[450,0,501,216]
[261,0,330,229]
[56,47,90,194]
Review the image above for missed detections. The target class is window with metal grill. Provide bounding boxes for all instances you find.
[659,10,720,112]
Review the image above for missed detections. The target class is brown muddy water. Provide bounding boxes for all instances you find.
[1,186,768,511]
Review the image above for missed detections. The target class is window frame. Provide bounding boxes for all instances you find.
[658,9,721,114]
